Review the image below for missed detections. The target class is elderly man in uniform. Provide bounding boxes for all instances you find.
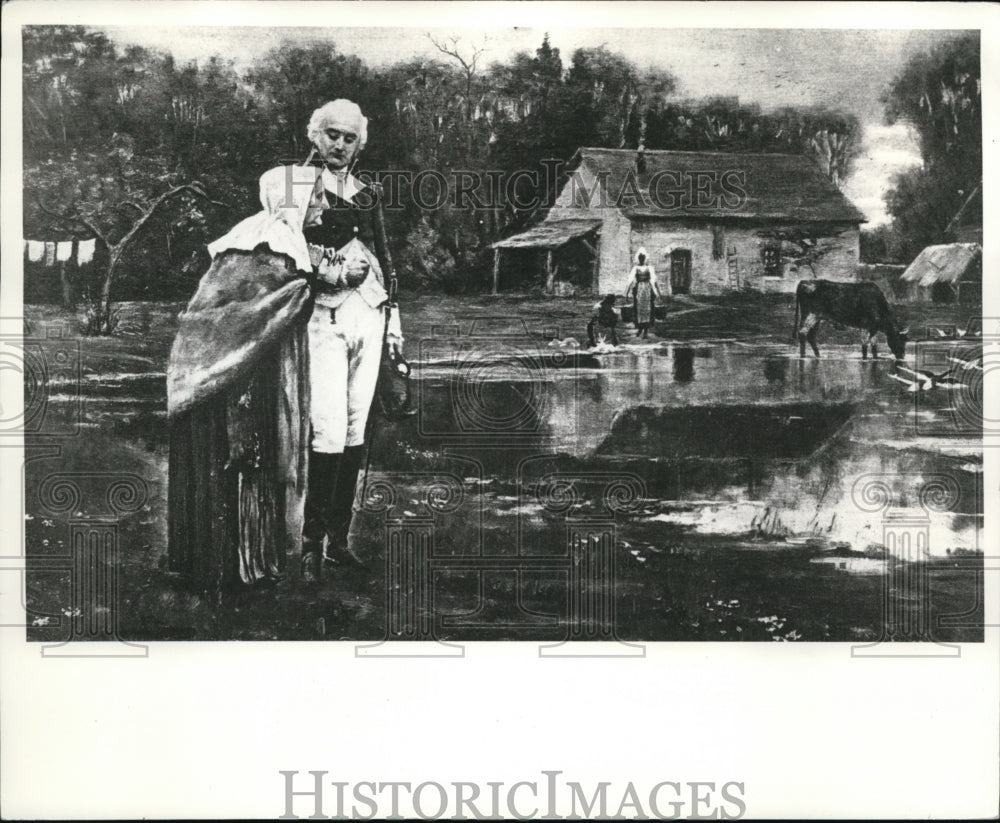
[300,99,403,582]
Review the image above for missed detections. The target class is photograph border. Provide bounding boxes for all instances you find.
[2,2,998,819]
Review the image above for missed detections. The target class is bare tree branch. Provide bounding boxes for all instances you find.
[35,199,111,249]
[944,181,982,235]
[115,182,210,254]
[426,33,486,79]
[37,181,220,257]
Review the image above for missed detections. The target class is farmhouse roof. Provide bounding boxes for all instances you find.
[571,147,867,223]
[901,243,982,287]
[490,217,602,249]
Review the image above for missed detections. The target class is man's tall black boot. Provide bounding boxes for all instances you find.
[323,444,368,570]
[301,450,340,582]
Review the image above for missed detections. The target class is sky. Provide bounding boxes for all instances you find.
[101,26,966,224]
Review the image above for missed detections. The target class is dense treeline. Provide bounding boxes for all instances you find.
[880,33,982,262]
[23,27,974,318]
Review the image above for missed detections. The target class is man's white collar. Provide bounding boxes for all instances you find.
[322,167,363,202]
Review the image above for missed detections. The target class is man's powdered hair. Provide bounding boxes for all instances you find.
[307,99,368,150]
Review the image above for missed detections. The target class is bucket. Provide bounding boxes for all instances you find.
[618,303,666,323]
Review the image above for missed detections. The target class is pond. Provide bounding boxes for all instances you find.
[22,298,985,642]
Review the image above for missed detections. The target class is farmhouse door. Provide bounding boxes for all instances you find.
[670,249,692,294]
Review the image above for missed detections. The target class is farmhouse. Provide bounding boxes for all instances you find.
[491,148,866,295]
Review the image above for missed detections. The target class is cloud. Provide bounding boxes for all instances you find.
[843,122,922,225]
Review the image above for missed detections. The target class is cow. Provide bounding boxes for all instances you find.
[792,280,908,360]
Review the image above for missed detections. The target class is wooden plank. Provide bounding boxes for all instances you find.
[591,233,602,294]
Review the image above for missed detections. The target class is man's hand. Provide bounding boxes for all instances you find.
[386,305,403,357]
[307,243,326,269]
[344,258,370,288]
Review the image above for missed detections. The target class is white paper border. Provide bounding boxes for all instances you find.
[2,2,998,819]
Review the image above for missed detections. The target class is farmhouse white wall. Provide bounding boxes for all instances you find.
[598,221,861,295]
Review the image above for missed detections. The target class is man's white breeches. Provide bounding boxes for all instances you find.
[308,291,384,454]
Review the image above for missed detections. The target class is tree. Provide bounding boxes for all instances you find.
[794,109,860,187]
[38,176,223,334]
[883,33,981,182]
[562,47,676,150]
[860,224,907,264]
[646,99,861,184]
[23,28,262,310]
[245,43,376,163]
[485,35,571,237]
[881,33,981,255]
[427,34,488,159]
[27,131,224,333]
[883,167,970,261]
[387,58,470,168]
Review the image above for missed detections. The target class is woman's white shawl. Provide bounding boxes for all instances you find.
[207,165,321,274]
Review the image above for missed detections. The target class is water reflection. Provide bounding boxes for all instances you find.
[795,357,815,392]
[673,347,694,382]
[763,357,787,383]
[404,342,966,463]
[42,335,982,569]
[633,352,657,400]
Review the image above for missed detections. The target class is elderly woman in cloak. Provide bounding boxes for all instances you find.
[166,165,322,596]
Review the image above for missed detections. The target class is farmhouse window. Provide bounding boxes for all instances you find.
[761,241,783,277]
[711,225,725,260]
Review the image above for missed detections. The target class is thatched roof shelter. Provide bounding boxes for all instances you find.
[901,243,981,302]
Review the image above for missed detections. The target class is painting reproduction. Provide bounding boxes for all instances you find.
[14,20,987,651]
